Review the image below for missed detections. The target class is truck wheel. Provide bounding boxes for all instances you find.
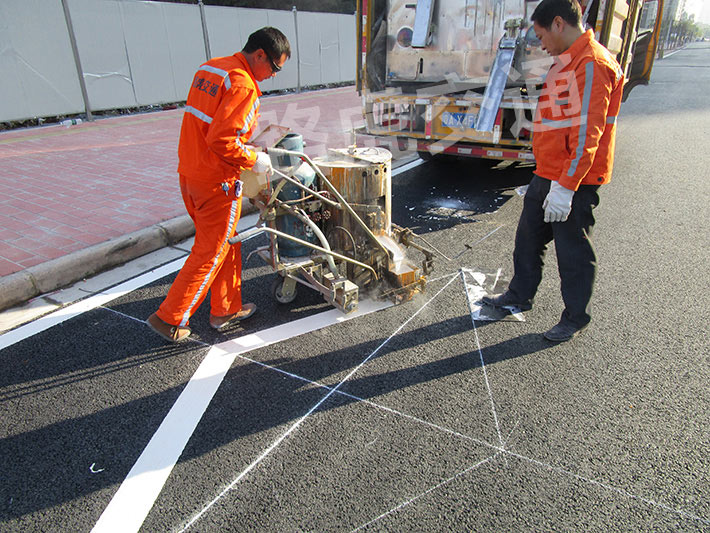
[272,277,297,304]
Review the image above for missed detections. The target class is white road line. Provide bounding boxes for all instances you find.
[393,157,425,175]
[179,273,460,531]
[0,214,260,351]
[0,258,188,351]
[91,298,393,533]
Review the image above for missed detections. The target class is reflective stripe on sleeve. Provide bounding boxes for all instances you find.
[234,97,261,161]
[606,116,617,124]
[184,106,213,124]
[236,98,260,137]
[567,61,594,177]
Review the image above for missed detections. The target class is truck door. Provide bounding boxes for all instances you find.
[623,0,664,100]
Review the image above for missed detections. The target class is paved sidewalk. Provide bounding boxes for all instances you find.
[0,85,393,313]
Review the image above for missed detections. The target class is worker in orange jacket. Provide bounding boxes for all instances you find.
[484,0,624,342]
[147,27,290,342]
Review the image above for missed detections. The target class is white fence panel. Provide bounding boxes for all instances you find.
[163,3,208,101]
[0,0,84,122]
[338,13,357,81]
[122,1,180,105]
[265,9,299,92]
[68,0,139,110]
[0,2,355,123]
[318,13,342,85]
[296,12,324,87]
[122,1,204,105]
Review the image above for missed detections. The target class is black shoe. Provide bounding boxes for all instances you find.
[481,292,532,312]
[543,321,587,342]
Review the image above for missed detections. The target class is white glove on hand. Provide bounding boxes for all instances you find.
[252,151,273,175]
[543,181,574,223]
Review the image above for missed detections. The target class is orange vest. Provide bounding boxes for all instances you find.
[177,53,261,183]
[532,30,624,190]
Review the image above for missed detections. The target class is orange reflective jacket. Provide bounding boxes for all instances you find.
[532,30,624,191]
[177,53,261,183]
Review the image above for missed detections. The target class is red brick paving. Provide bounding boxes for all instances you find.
[0,86,366,277]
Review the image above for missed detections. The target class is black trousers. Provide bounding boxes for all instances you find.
[507,174,600,328]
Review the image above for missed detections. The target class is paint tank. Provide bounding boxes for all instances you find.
[314,147,392,257]
[273,134,318,257]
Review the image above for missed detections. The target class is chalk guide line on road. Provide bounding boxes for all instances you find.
[91,296,395,533]
[173,268,707,531]
[177,273,462,531]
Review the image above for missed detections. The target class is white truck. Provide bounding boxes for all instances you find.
[356,0,664,163]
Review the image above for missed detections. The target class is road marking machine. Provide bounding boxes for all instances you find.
[231,132,435,314]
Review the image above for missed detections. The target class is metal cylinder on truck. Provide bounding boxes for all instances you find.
[273,133,318,257]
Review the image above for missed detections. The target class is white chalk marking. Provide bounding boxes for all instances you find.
[179,273,460,531]
[460,270,504,448]
[351,453,502,532]
[91,298,393,533]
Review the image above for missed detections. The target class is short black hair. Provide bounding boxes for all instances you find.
[531,0,582,29]
[243,27,291,61]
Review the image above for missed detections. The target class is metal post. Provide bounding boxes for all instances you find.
[60,0,93,121]
[198,0,212,60]
[293,6,301,93]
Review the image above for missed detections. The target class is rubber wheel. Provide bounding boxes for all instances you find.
[272,277,297,304]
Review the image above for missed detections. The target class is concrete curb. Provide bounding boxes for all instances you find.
[0,215,195,312]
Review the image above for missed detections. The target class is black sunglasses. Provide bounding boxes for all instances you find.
[267,55,282,73]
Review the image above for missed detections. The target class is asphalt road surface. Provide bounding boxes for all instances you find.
[1,45,708,532]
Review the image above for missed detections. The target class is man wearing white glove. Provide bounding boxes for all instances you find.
[543,181,574,223]
[483,0,623,342]
[252,150,273,175]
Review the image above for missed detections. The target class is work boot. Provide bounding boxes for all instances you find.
[210,303,257,331]
[146,313,191,343]
[543,321,587,342]
[482,291,532,312]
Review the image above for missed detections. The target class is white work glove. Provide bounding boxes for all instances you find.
[252,151,273,175]
[543,181,574,223]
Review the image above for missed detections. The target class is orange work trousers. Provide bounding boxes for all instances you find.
[157,175,243,327]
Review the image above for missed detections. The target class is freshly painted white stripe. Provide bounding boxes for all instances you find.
[92,298,393,533]
[0,259,187,352]
[0,214,259,351]
[393,158,425,175]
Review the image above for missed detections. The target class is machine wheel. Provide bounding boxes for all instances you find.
[272,277,297,304]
